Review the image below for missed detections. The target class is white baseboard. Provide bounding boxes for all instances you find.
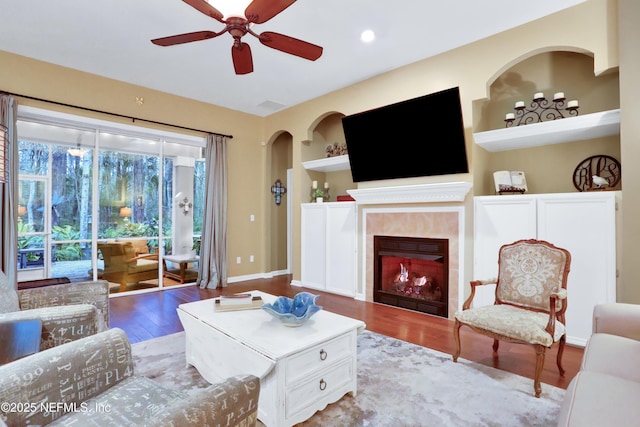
[227,273,265,283]
[270,269,289,277]
[227,270,290,284]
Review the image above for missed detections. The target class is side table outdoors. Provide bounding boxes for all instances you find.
[0,319,42,365]
[163,253,199,284]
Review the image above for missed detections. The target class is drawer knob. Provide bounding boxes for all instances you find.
[319,379,327,391]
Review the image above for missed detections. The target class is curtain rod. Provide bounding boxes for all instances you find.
[1,90,233,139]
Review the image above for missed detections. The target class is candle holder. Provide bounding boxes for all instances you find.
[505,92,579,128]
[324,186,330,202]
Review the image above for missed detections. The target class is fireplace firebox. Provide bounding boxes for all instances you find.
[374,235,448,318]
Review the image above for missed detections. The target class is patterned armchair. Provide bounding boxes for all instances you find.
[0,328,260,426]
[452,239,571,397]
[98,240,159,292]
[0,271,110,351]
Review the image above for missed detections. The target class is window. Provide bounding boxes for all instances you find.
[16,106,205,293]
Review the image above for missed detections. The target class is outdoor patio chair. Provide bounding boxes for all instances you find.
[98,241,159,292]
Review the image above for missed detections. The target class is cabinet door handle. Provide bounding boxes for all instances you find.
[319,379,327,391]
[319,349,327,360]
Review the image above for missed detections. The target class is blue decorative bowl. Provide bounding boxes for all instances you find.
[261,292,322,327]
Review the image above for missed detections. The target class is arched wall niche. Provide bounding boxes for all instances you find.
[471,48,620,196]
[473,47,619,133]
[266,129,292,147]
[305,110,345,142]
[302,111,354,201]
[486,46,594,95]
[268,130,292,272]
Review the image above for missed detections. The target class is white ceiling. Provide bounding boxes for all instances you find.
[1,0,586,117]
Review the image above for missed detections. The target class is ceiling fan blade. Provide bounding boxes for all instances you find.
[183,0,225,22]
[259,31,322,61]
[232,42,254,75]
[151,31,219,46]
[245,0,297,24]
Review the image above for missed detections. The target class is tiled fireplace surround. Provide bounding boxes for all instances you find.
[348,182,472,321]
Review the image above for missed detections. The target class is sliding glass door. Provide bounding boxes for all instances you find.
[16,108,205,293]
[17,125,96,282]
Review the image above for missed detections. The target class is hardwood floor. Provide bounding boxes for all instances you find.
[109,274,583,390]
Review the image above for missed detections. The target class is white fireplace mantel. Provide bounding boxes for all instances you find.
[346,182,472,205]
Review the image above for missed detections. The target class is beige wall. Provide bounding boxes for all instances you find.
[0,51,268,278]
[618,0,640,303]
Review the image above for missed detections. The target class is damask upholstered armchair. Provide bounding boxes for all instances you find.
[452,239,571,397]
[0,271,110,351]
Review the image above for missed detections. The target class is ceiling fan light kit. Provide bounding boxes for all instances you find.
[151,0,323,75]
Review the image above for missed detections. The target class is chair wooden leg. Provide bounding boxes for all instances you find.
[492,339,499,353]
[119,282,127,293]
[452,319,462,362]
[533,344,546,398]
[556,335,566,376]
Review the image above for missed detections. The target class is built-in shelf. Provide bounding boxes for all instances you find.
[302,155,350,172]
[473,109,620,152]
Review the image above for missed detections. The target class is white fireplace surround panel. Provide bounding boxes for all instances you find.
[359,206,466,319]
[347,183,472,317]
[347,182,472,205]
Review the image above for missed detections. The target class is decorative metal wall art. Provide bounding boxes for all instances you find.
[271,179,287,205]
[573,155,621,192]
[505,92,579,128]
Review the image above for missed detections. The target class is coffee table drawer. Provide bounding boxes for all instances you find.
[285,359,353,418]
[285,333,353,385]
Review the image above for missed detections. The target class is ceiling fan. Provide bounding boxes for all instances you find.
[151,0,323,75]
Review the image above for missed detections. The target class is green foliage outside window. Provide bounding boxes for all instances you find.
[17,131,203,272]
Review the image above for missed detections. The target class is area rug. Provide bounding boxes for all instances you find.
[131,331,564,427]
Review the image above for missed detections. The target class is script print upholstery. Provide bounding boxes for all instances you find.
[0,328,260,426]
[0,274,110,351]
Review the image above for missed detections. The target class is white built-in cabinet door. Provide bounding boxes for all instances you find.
[301,202,356,296]
[301,204,326,290]
[473,192,619,346]
[536,193,618,346]
[473,195,537,307]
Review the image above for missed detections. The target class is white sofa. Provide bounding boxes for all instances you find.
[557,303,640,426]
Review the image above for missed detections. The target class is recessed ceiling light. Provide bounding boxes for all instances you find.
[361,30,375,43]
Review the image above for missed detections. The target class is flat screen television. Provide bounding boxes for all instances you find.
[342,87,468,183]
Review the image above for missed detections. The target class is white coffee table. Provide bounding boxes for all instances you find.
[177,290,366,427]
